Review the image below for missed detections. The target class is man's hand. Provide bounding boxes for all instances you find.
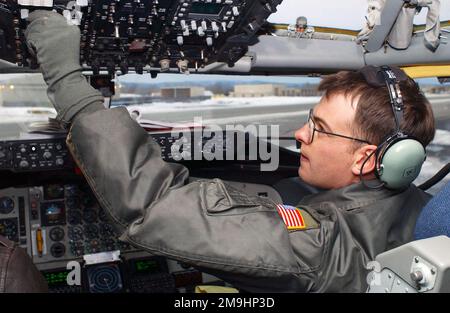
[25,10,81,87]
[24,10,105,128]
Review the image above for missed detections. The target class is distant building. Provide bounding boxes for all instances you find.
[232,83,321,97]
[423,85,450,94]
[232,84,285,97]
[280,86,320,97]
[160,87,207,99]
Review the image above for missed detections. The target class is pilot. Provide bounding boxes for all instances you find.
[24,11,435,292]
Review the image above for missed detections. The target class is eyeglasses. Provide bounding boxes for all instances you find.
[307,109,370,144]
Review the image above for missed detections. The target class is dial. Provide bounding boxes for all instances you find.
[65,185,79,197]
[44,184,65,200]
[70,241,85,257]
[66,196,80,210]
[50,242,66,258]
[0,197,14,215]
[84,224,99,240]
[117,240,132,251]
[67,210,82,225]
[0,218,18,242]
[99,223,115,238]
[101,238,117,252]
[49,227,65,242]
[83,209,98,224]
[68,226,84,241]
[86,239,101,254]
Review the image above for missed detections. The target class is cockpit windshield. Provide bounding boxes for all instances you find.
[1,70,449,194]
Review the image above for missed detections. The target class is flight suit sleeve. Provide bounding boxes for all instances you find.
[67,107,325,292]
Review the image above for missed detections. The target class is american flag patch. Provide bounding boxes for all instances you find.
[276,204,306,230]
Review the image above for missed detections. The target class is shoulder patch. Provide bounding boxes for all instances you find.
[276,204,319,231]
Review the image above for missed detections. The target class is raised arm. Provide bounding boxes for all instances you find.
[25,11,325,292]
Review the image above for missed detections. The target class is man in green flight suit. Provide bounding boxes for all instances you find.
[24,10,435,292]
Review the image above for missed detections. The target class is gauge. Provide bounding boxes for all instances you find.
[67,210,82,225]
[68,225,84,241]
[70,241,84,257]
[44,185,65,200]
[117,240,132,251]
[86,239,101,254]
[0,218,18,242]
[50,242,66,258]
[0,197,14,215]
[101,238,116,252]
[87,263,123,293]
[65,185,79,197]
[49,227,65,242]
[84,224,99,240]
[66,196,80,210]
[99,223,115,237]
[83,209,98,224]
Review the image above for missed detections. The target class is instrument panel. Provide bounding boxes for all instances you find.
[1,179,281,293]
[0,0,282,74]
[0,129,269,172]
[0,182,234,293]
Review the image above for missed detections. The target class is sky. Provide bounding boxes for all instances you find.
[117,0,450,85]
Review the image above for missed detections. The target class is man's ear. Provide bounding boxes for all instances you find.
[351,144,378,176]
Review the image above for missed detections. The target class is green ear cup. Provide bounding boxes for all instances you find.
[378,139,426,190]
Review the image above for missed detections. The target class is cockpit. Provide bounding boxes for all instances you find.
[0,0,450,295]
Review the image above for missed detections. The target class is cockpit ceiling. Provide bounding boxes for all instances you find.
[0,1,449,77]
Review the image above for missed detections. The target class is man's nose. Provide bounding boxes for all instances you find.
[295,123,310,146]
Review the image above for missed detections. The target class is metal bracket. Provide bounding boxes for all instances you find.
[409,255,437,292]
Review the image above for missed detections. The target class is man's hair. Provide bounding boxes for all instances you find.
[318,70,435,148]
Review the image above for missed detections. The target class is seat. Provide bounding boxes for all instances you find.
[367,181,450,293]
[414,181,450,240]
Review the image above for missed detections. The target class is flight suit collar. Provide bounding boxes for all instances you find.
[298,180,405,211]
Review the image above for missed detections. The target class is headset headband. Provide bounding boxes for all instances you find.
[359,65,408,135]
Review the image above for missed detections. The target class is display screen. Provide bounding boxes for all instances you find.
[133,259,161,274]
[43,270,70,286]
[190,3,223,15]
[41,201,66,226]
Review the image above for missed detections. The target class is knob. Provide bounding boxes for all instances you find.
[20,146,26,153]
[43,151,52,160]
[56,144,63,151]
[56,159,64,166]
[19,160,29,169]
[191,20,197,30]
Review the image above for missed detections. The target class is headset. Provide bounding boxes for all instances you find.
[359,65,426,190]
